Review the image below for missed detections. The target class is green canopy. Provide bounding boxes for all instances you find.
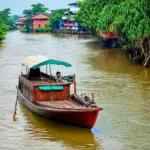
[32,58,72,69]
[22,55,72,69]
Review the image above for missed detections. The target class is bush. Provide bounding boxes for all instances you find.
[20,25,33,33]
[20,27,50,33]
[35,27,50,32]
[0,20,8,42]
[20,28,28,33]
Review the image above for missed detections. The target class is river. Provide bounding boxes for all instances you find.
[0,31,150,150]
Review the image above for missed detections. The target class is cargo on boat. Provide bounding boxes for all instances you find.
[17,55,103,129]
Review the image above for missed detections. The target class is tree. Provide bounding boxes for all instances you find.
[23,3,49,16]
[76,0,109,32]
[23,9,33,17]
[48,9,67,31]
[11,15,19,22]
[31,3,49,15]
[76,0,150,67]
[0,19,8,42]
[22,3,49,32]
[96,0,150,67]
[0,8,13,42]
[0,8,17,30]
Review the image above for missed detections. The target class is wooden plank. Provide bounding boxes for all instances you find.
[63,100,77,107]
[36,100,80,109]
[33,84,70,101]
[56,101,72,109]
[20,75,72,102]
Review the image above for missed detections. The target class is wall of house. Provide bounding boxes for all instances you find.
[32,19,48,29]
[64,20,75,27]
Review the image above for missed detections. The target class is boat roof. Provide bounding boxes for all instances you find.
[22,55,72,69]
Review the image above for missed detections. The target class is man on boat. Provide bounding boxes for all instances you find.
[55,71,63,83]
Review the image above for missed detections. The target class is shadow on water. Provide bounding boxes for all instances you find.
[0,43,5,52]
[50,33,96,40]
[20,104,101,150]
[85,41,150,81]
[85,40,105,50]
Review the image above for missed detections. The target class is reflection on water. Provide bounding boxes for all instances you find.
[51,33,95,40]
[20,105,100,150]
[0,31,150,150]
[0,43,5,52]
[87,47,150,80]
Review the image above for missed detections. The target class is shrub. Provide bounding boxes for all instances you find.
[20,28,28,33]
[35,27,50,32]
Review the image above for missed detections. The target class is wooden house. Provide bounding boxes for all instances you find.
[61,2,80,31]
[15,17,27,29]
[15,21,26,29]
[31,14,49,29]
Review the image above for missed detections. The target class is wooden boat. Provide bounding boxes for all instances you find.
[17,55,103,129]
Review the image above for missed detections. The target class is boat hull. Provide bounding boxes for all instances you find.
[17,89,102,129]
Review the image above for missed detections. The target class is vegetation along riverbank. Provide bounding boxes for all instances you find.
[0,8,17,42]
[1,0,150,68]
[76,0,150,67]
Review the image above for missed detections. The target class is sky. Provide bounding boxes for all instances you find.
[0,0,76,15]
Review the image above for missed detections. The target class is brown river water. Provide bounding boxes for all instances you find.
[0,31,150,150]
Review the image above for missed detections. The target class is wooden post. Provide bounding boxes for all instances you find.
[92,93,95,102]
[46,64,47,74]
[49,65,53,102]
[74,77,76,94]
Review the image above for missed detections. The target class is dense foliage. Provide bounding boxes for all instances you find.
[0,19,8,42]
[23,3,49,17]
[0,8,16,42]
[35,27,50,32]
[21,3,49,32]
[0,8,17,30]
[48,9,67,31]
[11,15,19,22]
[77,0,150,67]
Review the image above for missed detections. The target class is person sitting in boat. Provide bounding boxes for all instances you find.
[55,71,63,83]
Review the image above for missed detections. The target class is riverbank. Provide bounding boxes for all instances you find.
[99,37,150,67]
[52,30,95,35]
[16,29,150,67]
[20,28,95,36]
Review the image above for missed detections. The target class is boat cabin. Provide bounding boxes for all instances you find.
[19,55,74,103]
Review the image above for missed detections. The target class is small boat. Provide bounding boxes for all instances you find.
[17,55,103,129]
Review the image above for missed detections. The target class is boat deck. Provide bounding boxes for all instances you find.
[36,100,85,110]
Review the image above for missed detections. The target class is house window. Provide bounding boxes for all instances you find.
[38,24,41,28]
